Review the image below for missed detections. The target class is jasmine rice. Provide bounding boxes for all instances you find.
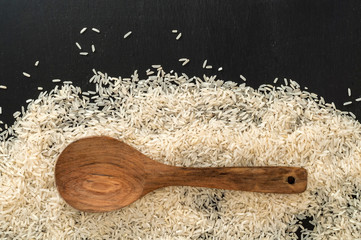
[0,69,360,239]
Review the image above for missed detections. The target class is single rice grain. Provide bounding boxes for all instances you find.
[240,74,246,82]
[23,72,31,78]
[80,27,87,34]
[123,31,132,39]
[91,28,100,33]
[75,42,81,50]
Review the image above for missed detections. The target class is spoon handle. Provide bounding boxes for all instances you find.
[144,165,307,194]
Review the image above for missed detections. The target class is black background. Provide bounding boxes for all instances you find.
[1,0,361,126]
[0,0,361,237]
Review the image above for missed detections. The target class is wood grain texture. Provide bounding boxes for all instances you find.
[55,137,147,212]
[55,136,307,212]
[142,165,307,196]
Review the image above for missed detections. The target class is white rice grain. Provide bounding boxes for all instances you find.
[176,33,182,40]
[80,27,87,34]
[79,52,88,56]
[123,31,132,39]
[34,61,39,67]
[179,58,190,66]
[13,111,21,118]
[23,72,31,78]
[75,42,81,50]
[202,60,207,69]
[91,28,100,33]
[349,112,356,119]
[240,75,246,82]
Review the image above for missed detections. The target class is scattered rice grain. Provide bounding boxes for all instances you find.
[75,42,81,50]
[179,58,190,66]
[91,28,100,33]
[240,74,246,82]
[123,31,132,39]
[202,60,207,69]
[349,112,356,119]
[80,27,87,34]
[23,72,31,78]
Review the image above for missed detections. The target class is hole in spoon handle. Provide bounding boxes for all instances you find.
[287,176,296,184]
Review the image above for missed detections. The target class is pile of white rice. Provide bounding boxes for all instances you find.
[0,69,360,239]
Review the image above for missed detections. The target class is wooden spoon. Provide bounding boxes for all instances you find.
[55,136,307,212]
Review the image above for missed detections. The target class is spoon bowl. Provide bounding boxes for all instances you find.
[55,136,307,212]
[55,137,147,212]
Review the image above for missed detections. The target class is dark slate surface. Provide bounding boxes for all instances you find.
[1,0,361,125]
